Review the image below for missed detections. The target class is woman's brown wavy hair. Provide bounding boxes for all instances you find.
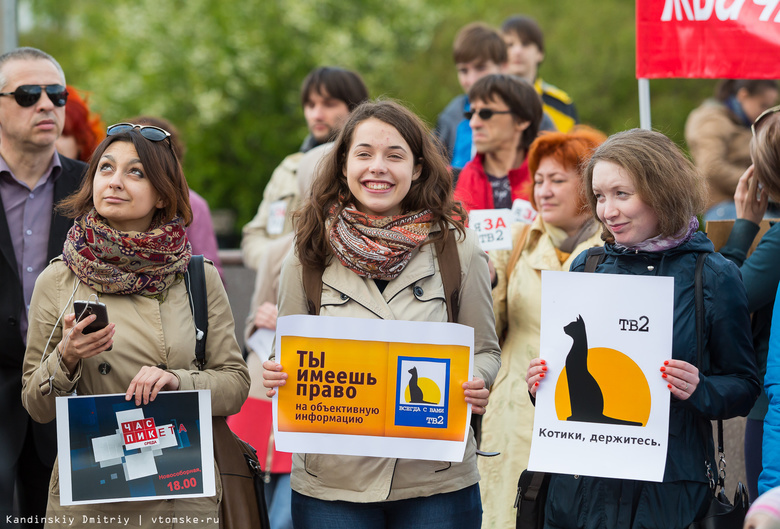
[295,99,466,270]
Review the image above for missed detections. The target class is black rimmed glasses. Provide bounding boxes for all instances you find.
[0,84,68,107]
[752,105,780,136]
[464,108,513,120]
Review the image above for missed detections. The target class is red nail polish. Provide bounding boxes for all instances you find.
[664,360,669,365]
[667,384,672,389]
[540,373,545,378]
[540,359,546,365]
[534,382,539,387]
[662,373,667,378]
[542,366,548,372]
[660,367,666,372]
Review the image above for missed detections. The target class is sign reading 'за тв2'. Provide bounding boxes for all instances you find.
[273,315,475,462]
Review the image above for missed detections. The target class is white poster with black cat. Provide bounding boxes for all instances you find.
[528,270,674,482]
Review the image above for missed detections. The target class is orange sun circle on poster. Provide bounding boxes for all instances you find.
[554,347,651,426]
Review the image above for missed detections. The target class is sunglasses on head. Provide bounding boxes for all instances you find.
[752,105,780,136]
[464,108,513,121]
[107,122,172,142]
[0,84,68,107]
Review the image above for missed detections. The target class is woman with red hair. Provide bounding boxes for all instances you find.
[55,86,104,162]
[478,126,607,528]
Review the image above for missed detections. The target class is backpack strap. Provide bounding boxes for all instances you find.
[694,252,706,368]
[584,246,606,273]
[505,223,532,280]
[435,229,461,323]
[185,255,209,371]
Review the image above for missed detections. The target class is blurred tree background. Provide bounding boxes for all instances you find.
[22,0,717,245]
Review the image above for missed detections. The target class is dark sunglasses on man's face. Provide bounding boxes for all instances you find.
[106,122,171,142]
[0,84,68,107]
[464,108,513,121]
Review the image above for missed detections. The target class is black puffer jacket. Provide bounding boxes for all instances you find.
[544,232,759,529]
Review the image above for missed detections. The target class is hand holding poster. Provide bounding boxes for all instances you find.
[528,271,674,482]
[273,315,474,462]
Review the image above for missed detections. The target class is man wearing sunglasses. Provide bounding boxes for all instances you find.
[0,47,86,528]
[454,74,543,213]
[241,66,369,271]
[434,22,554,182]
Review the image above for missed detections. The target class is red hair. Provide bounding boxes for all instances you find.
[526,126,607,210]
[61,86,105,162]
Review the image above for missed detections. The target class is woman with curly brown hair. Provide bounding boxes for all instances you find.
[263,100,501,528]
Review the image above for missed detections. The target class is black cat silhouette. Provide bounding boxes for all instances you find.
[564,316,642,426]
[408,367,436,404]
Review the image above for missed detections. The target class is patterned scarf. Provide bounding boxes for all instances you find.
[616,216,699,253]
[327,204,434,279]
[62,208,192,297]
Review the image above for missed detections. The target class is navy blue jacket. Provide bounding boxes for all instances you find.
[571,232,758,481]
[544,232,759,528]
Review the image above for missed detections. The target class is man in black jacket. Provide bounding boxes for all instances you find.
[0,47,86,528]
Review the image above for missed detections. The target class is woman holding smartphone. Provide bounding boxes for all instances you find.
[21,123,249,527]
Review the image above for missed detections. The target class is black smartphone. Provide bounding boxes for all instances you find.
[73,300,110,334]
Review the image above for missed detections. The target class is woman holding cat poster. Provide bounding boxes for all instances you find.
[526,129,759,528]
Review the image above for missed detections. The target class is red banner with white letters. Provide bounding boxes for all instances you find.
[637,0,780,79]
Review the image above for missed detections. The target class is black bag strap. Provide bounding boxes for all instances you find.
[693,252,727,490]
[302,229,461,323]
[186,255,209,371]
[435,229,461,324]
[695,252,706,369]
[524,471,548,502]
[584,246,606,273]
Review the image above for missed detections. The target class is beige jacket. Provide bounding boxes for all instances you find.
[22,258,249,528]
[478,219,603,529]
[244,143,334,342]
[241,151,304,270]
[276,226,501,502]
[685,99,752,210]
